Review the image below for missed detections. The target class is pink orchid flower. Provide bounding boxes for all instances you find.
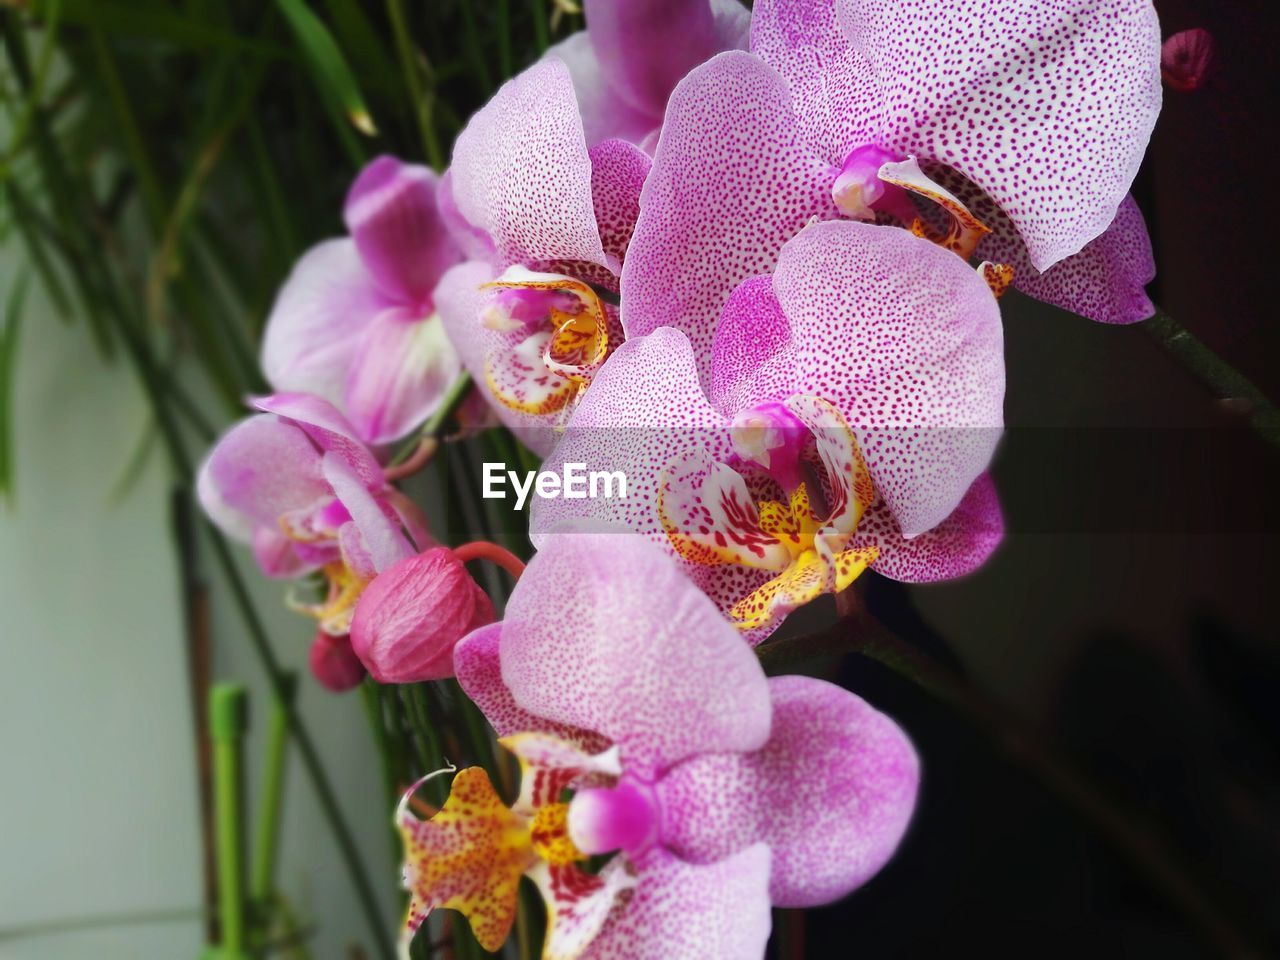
[397,531,918,958]
[197,393,426,635]
[547,0,750,150]
[533,221,1003,635]
[261,156,463,446]
[623,0,1162,355]
[434,58,651,455]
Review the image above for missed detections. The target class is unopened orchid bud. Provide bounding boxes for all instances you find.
[308,631,367,692]
[350,547,495,684]
[1162,28,1214,92]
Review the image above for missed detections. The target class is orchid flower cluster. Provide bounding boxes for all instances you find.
[198,0,1163,956]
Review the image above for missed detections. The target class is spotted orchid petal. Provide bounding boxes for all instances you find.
[499,530,773,776]
[344,155,461,307]
[450,59,608,271]
[758,0,1162,270]
[620,51,837,381]
[581,844,773,960]
[397,767,535,954]
[587,139,651,276]
[196,414,329,545]
[768,220,1004,537]
[658,675,918,907]
[531,858,637,960]
[260,239,393,409]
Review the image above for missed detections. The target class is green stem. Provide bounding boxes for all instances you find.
[1141,308,1280,447]
[759,593,1261,959]
[385,0,443,169]
[250,672,296,915]
[209,684,249,957]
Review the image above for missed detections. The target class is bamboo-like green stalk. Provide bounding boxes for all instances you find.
[209,683,250,958]
[250,672,295,914]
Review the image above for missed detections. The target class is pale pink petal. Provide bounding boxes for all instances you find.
[581,845,772,960]
[321,452,411,575]
[342,308,461,445]
[770,221,1003,537]
[453,624,609,752]
[831,0,1162,270]
[583,0,750,116]
[499,530,772,776]
[253,393,383,489]
[196,414,327,541]
[251,526,314,579]
[587,139,651,274]
[436,169,497,263]
[659,675,917,907]
[621,52,837,384]
[545,32,660,148]
[856,472,1003,582]
[434,260,564,456]
[260,239,392,408]
[343,155,461,307]
[449,59,608,270]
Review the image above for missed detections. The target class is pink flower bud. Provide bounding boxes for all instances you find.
[308,631,367,692]
[1161,28,1215,92]
[349,547,495,683]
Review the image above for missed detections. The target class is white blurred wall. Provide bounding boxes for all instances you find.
[0,250,395,959]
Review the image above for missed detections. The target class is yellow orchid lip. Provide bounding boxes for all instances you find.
[659,394,879,630]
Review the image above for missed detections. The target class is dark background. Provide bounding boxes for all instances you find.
[801,0,1280,955]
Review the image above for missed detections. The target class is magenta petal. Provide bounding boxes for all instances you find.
[708,274,797,417]
[260,239,391,408]
[450,58,608,269]
[991,195,1155,326]
[856,472,1004,582]
[253,393,383,489]
[342,308,461,445]
[658,676,918,907]
[196,414,327,540]
[545,32,661,148]
[343,155,461,306]
[621,51,837,384]
[582,845,772,960]
[583,0,750,116]
[587,139,651,272]
[771,221,1004,538]
[832,0,1162,270]
[454,624,610,751]
[321,452,411,575]
[500,531,772,775]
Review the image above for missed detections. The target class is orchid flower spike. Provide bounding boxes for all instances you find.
[261,156,463,446]
[396,531,918,959]
[546,0,750,150]
[535,221,1003,639]
[622,0,1162,361]
[434,58,652,455]
[197,393,428,637]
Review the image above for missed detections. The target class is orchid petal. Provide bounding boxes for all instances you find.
[499,530,772,775]
[454,624,611,752]
[450,59,608,270]
[343,155,461,306]
[856,471,1004,582]
[587,139,651,275]
[437,169,497,263]
[770,221,1004,537]
[253,393,384,488]
[581,845,772,960]
[545,32,660,148]
[658,675,918,907]
[500,732,621,816]
[343,308,461,445]
[196,414,328,541]
[621,51,837,384]
[531,859,636,960]
[583,0,749,116]
[260,239,392,408]
[708,274,797,417]
[321,452,412,575]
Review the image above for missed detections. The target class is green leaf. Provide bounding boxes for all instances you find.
[0,275,29,505]
[275,0,378,137]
